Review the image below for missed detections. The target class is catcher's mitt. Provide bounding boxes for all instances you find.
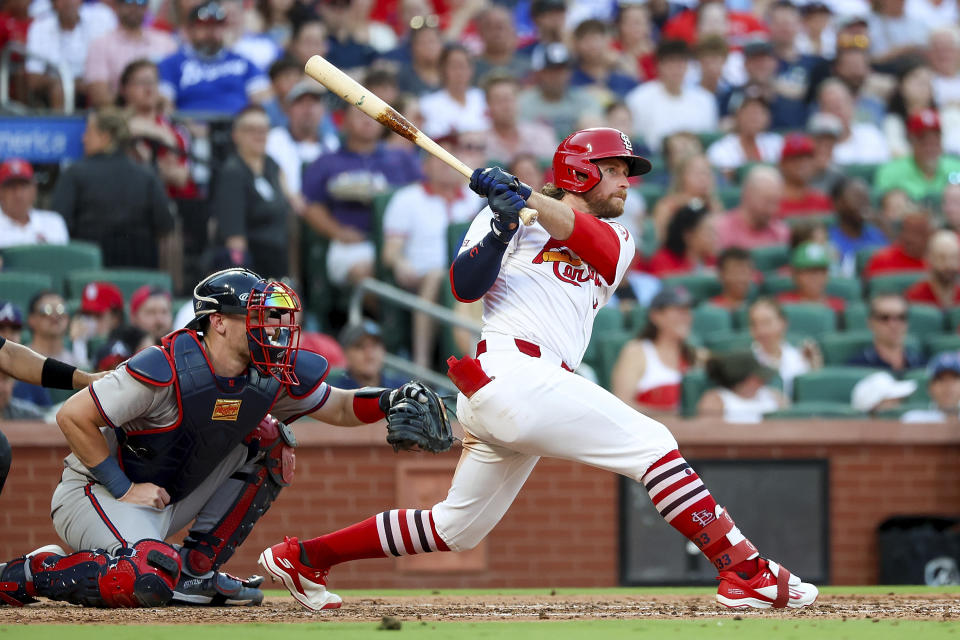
[385,382,455,453]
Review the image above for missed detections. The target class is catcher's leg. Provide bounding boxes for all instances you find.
[169,417,295,605]
[259,439,537,611]
[1,540,180,608]
[0,429,10,496]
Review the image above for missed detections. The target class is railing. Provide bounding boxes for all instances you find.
[0,42,76,114]
[348,278,481,394]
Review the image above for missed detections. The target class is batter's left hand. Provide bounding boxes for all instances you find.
[470,167,532,199]
[488,184,524,244]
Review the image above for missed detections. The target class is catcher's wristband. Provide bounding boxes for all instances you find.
[42,357,77,390]
[353,387,391,423]
[89,456,133,499]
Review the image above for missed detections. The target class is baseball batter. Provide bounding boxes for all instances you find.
[261,128,819,611]
[0,268,439,609]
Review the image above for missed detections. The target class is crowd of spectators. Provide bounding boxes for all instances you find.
[4,0,960,422]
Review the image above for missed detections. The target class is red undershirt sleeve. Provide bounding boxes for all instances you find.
[564,210,622,285]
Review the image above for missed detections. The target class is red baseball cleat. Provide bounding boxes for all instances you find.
[258,537,342,612]
[716,558,818,609]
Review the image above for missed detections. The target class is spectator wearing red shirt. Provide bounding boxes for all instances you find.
[864,209,931,278]
[661,0,767,47]
[777,242,846,312]
[778,133,833,218]
[716,165,790,250]
[645,201,717,277]
[613,3,656,81]
[905,230,960,307]
[710,247,756,310]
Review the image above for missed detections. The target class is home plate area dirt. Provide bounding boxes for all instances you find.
[2,593,959,624]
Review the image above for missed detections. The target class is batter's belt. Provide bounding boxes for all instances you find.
[475,335,574,372]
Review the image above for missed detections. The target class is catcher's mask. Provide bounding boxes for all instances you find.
[245,280,301,385]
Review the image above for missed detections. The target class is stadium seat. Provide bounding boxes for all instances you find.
[818,331,874,365]
[784,214,835,229]
[637,182,665,210]
[792,366,880,403]
[826,277,861,301]
[842,302,868,331]
[766,401,865,419]
[718,186,741,210]
[697,131,725,149]
[595,330,633,390]
[907,305,945,336]
[0,272,54,312]
[1,242,102,293]
[681,369,710,417]
[844,163,880,183]
[924,333,960,357]
[639,217,658,258]
[594,305,625,334]
[65,269,173,301]
[703,331,753,352]
[662,274,722,304]
[692,304,732,339]
[781,303,837,338]
[868,272,925,296]
[946,306,960,331]
[447,220,473,264]
[903,368,931,406]
[749,245,789,273]
[760,274,793,297]
[855,246,881,277]
[628,305,647,332]
[370,190,396,281]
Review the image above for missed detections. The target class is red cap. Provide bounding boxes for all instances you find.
[907,109,941,135]
[130,284,170,316]
[780,133,815,161]
[81,282,124,314]
[0,158,34,186]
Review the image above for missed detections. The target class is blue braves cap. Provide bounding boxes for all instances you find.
[929,351,960,379]
[0,300,23,328]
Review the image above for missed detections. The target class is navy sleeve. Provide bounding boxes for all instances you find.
[449,231,508,303]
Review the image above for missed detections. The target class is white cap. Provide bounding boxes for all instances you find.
[851,372,917,413]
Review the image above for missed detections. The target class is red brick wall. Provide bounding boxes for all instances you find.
[2,420,959,587]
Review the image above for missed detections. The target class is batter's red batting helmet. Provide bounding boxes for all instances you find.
[552,127,652,194]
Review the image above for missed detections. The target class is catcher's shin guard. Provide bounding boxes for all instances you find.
[30,540,181,608]
[182,416,296,575]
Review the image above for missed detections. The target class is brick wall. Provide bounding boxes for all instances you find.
[2,420,958,587]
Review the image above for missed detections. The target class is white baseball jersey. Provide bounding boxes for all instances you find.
[458,206,635,369]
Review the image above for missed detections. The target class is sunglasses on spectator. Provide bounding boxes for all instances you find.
[34,303,67,317]
[837,34,869,50]
[410,14,440,30]
[871,312,907,323]
[194,4,226,23]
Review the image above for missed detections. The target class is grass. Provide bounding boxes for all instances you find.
[5,620,959,640]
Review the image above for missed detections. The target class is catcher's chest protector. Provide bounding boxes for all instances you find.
[121,330,281,502]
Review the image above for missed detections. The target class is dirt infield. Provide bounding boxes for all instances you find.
[1,592,958,624]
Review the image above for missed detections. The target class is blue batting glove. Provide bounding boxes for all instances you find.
[488,184,524,244]
[469,167,532,200]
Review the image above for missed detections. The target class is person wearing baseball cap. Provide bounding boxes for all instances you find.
[851,371,917,415]
[130,285,173,340]
[325,319,408,390]
[71,282,125,368]
[777,242,846,312]
[611,285,696,415]
[0,159,70,249]
[698,350,786,423]
[778,133,833,217]
[874,108,960,201]
[523,42,603,138]
[706,84,782,175]
[0,301,23,343]
[806,112,846,193]
[902,352,960,423]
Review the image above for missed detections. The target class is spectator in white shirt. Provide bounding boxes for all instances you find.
[483,72,558,165]
[382,133,484,368]
[902,351,960,423]
[929,27,960,108]
[26,0,115,109]
[816,78,890,164]
[419,44,490,139]
[707,85,784,176]
[266,80,330,215]
[625,39,718,153]
[0,159,69,248]
[867,0,929,65]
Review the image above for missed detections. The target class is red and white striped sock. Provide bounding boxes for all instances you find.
[642,450,759,575]
[300,509,450,568]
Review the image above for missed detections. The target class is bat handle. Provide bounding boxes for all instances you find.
[519,207,538,226]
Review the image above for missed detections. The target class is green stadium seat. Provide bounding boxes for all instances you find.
[637,182,665,210]
[697,131,725,149]
[370,190,396,281]
[844,163,880,183]
[447,220,473,263]
[595,330,633,390]
[628,304,647,332]
[749,245,789,273]
[925,333,960,358]
[692,304,732,339]
[855,246,881,277]
[681,369,710,417]
[662,274,722,304]
[947,306,960,331]
[903,368,931,406]
[760,274,793,297]
[781,303,837,338]
[703,331,753,352]
[65,269,173,301]
[908,305,945,336]
[0,272,54,312]
[784,214,835,229]
[826,277,861,301]
[639,217,658,258]
[1,241,102,292]
[766,401,865,419]
[818,331,874,365]
[842,302,868,331]
[718,186,741,210]
[868,272,925,297]
[593,306,624,334]
[792,366,879,403]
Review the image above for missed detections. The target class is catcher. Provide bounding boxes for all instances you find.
[0,268,451,609]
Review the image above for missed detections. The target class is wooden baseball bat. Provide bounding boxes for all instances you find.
[304,55,538,225]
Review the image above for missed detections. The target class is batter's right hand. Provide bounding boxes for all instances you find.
[488,184,524,244]
[120,482,171,509]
